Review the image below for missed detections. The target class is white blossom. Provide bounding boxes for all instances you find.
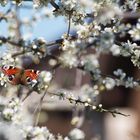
[129,23,140,40]
[80,84,99,102]
[96,4,122,25]
[0,73,7,86]
[130,43,140,68]
[77,24,90,39]
[125,77,137,88]
[40,71,52,83]
[33,0,50,8]
[120,41,137,57]
[69,128,85,140]
[37,71,53,92]
[59,51,78,68]
[110,44,120,56]
[61,39,76,51]
[21,126,55,140]
[103,77,116,90]
[1,0,140,139]
[81,54,99,72]
[123,0,138,12]
[1,53,15,65]
[0,0,8,6]
[113,69,126,80]
[3,108,14,120]
[60,0,77,11]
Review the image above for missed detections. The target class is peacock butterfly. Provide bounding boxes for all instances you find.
[1,65,40,85]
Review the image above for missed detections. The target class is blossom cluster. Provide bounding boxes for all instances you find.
[55,0,86,24]
[0,97,71,140]
[1,0,140,139]
[36,71,53,92]
[1,98,31,125]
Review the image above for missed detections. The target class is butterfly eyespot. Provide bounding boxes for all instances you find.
[8,75,15,81]
[36,71,40,74]
[2,65,9,70]
[26,77,32,84]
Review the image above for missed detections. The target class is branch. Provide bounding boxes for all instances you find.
[4,0,140,20]
[50,0,59,11]
[67,12,71,37]
[47,91,130,117]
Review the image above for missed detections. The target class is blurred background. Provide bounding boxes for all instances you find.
[0,1,140,140]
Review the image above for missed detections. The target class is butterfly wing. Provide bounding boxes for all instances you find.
[1,65,22,85]
[1,65,40,85]
[1,65,21,75]
[23,69,40,85]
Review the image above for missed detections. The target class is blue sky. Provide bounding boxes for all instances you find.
[0,1,68,41]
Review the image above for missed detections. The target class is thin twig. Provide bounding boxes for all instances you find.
[22,89,33,102]
[14,6,22,41]
[47,91,130,117]
[67,12,71,38]
[34,90,47,126]
[34,70,55,126]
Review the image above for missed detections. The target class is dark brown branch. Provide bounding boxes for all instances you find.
[50,0,59,11]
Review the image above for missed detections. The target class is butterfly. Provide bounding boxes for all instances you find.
[1,65,40,85]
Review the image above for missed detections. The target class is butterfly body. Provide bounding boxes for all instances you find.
[1,65,40,85]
